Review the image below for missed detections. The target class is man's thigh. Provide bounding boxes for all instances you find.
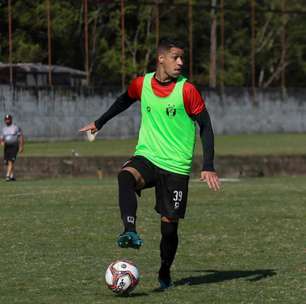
[4,144,18,162]
[120,156,157,190]
[155,169,189,219]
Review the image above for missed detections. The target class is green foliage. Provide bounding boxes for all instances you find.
[13,35,45,62]
[1,0,306,86]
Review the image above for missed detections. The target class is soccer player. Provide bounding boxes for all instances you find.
[0,114,24,181]
[80,38,221,290]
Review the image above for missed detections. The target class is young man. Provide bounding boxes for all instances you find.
[0,114,24,181]
[80,39,221,290]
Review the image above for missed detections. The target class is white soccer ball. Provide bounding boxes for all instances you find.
[105,260,140,295]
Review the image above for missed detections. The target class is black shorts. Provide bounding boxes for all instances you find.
[4,143,19,163]
[122,156,189,219]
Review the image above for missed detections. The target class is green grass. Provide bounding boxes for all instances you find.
[215,133,306,156]
[2,133,305,157]
[0,176,305,303]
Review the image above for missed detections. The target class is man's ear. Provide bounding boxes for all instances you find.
[158,54,164,64]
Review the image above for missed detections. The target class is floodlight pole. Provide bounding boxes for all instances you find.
[120,0,126,91]
[220,0,225,97]
[155,0,160,50]
[209,0,217,88]
[281,0,287,97]
[84,0,90,85]
[251,0,256,103]
[47,0,52,86]
[8,0,13,85]
[188,0,193,81]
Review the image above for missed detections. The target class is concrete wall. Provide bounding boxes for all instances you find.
[205,88,306,134]
[0,85,140,140]
[1,85,306,139]
[2,155,306,179]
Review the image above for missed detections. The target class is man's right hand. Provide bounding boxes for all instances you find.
[79,122,98,134]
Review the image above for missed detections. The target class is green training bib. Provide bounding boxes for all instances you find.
[134,72,196,175]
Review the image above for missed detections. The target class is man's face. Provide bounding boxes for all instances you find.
[159,47,184,78]
[4,118,12,126]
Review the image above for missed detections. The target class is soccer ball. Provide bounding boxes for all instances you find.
[105,260,140,295]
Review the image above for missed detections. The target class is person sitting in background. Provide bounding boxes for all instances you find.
[0,114,24,181]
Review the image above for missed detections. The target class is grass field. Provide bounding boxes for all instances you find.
[0,176,305,303]
[3,133,305,157]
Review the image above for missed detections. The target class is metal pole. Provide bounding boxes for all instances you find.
[281,0,287,97]
[251,0,256,103]
[47,0,52,86]
[84,0,89,85]
[209,0,217,88]
[120,0,126,90]
[220,0,225,95]
[8,0,13,85]
[155,0,160,50]
[188,0,193,81]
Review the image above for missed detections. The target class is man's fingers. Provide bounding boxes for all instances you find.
[210,176,221,191]
[87,129,97,134]
[79,126,92,132]
[200,173,221,191]
[206,176,215,190]
[210,175,220,189]
[79,123,96,132]
[211,179,221,191]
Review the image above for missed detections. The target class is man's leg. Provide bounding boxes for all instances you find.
[117,168,144,249]
[154,170,189,290]
[8,160,15,180]
[118,169,138,232]
[6,160,13,181]
[158,216,179,290]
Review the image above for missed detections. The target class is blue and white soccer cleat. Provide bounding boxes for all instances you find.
[158,277,172,290]
[117,231,143,249]
[153,267,173,292]
[153,277,173,292]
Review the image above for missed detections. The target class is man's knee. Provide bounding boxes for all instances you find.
[118,167,145,190]
[161,217,178,239]
[118,170,136,188]
[161,216,178,223]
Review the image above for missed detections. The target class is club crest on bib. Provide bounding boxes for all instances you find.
[166,104,176,118]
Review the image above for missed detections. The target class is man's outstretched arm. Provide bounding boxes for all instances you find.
[194,109,221,191]
[79,92,137,133]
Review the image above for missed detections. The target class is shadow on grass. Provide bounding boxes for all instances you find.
[116,292,149,298]
[174,269,276,286]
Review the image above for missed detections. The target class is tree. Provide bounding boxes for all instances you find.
[1,0,306,87]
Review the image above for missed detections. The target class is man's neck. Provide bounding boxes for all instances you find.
[154,72,175,84]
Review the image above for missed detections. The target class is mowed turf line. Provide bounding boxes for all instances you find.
[0,177,305,303]
[4,133,306,157]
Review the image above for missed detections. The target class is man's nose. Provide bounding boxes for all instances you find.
[177,58,183,66]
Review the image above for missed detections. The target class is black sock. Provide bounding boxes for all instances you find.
[118,170,138,232]
[159,221,178,279]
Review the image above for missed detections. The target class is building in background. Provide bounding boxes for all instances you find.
[0,63,87,87]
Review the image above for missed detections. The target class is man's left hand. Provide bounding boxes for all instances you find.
[200,171,221,191]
